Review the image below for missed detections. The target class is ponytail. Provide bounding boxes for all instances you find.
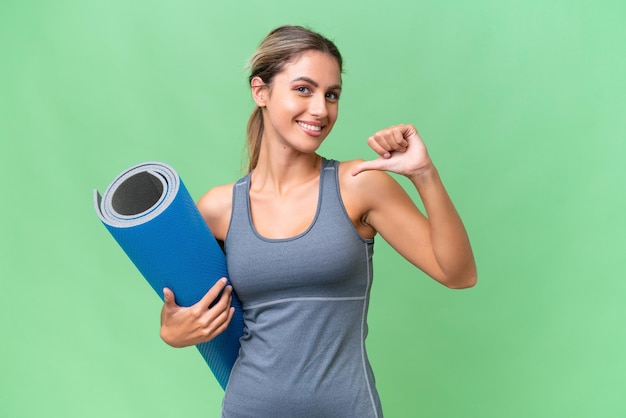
[246,106,264,173]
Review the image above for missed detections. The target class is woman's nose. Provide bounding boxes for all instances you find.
[309,93,328,118]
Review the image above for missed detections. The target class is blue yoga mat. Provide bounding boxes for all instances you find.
[94,161,243,390]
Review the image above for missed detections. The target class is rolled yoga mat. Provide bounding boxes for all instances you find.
[94,161,244,390]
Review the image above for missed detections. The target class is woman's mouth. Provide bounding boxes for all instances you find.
[297,121,323,132]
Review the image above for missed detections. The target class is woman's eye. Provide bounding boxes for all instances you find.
[295,86,311,94]
[326,92,340,101]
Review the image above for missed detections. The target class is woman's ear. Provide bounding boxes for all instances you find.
[251,76,267,107]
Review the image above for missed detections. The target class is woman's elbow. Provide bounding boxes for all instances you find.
[445,274,477,289]
[441,266,477,289]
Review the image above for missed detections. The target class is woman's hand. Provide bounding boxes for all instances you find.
[160,278,235,348]
[351,124,432,178]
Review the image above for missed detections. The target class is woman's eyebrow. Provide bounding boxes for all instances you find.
[290,76,342,91]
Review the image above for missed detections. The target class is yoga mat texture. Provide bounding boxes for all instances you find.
[94,162,244,390]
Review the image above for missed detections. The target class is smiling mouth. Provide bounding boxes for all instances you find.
[297,121,323,132]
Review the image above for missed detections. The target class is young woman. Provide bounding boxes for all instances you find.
[160,25,476,417]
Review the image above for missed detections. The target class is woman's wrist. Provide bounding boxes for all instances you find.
[407,160,438,185]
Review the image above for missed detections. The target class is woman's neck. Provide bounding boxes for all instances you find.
[251,149,321,196]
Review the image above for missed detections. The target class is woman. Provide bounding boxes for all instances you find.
[160,25,476,417]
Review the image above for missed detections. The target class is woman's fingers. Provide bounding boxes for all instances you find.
[204,304,235,338]
[197,277,230,310]
[201,284,233,323]
[368,126,409,158]
[214,307,235,336]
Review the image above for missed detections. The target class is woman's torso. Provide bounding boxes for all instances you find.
[221,158,383,418]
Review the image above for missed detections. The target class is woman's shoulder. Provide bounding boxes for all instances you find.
[196,182,235,240]
[335,159,400,238]
[197,182,235,206]
[336,158,409,212]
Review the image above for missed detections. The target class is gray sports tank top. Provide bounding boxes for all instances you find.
[222,158,383,417]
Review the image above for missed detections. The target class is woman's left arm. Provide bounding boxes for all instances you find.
[351,124,477,289]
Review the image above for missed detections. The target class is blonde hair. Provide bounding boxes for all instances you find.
[245,25,343,172]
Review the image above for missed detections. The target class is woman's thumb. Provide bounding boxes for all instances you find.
[351,159,385,176]
[163,288,176,306]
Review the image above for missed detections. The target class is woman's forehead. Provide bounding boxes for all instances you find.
[279,51,342,86]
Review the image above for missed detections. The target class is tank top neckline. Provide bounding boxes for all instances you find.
[244,158,333,243]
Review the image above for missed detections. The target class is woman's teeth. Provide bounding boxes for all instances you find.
[298,122,322,132]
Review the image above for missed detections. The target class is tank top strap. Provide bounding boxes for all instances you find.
[320,157,338,179]
[229,173,252,234]
[318,158,342,215]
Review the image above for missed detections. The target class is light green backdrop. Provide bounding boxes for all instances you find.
[2,0,625,417]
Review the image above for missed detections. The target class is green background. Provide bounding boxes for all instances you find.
[2,0,625,417]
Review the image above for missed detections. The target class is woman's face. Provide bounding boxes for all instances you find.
[256,50,342,153]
